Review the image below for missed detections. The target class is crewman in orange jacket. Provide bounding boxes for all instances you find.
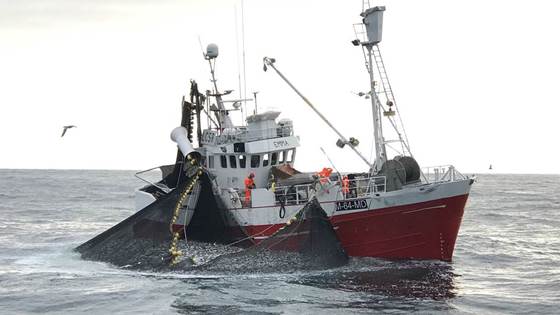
[318,167,333,184]
[244,173,256,204]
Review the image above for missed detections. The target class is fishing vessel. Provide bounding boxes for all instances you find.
[134,5,474,262]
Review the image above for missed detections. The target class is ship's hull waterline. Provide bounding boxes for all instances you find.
[233,194,468,261]
[170,176,472,261]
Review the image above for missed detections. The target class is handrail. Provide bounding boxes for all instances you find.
[274,183,313,206]
[422,165,466,183]
[273,175,387,205]
[135,166,172,193]
[224,174,388,208]
[201,125,293,145]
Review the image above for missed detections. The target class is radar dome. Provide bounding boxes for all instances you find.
[206,43,219,59]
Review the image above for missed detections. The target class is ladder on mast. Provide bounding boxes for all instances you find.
[371,45,411,155]
[371,45,396,109]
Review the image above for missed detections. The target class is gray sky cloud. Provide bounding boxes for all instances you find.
[0,0,559,173]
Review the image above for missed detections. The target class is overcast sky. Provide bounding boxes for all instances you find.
[1,0,559,174]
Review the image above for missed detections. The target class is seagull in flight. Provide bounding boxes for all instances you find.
[61,125,77,137]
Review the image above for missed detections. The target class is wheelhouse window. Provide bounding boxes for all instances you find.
[263,153,269,167]
[220,155,227,168]
[208,156,215,169]
[239,155,246,168]
[271,152,278,165]
[278,151,285,164]
[286,149,294,163]
[251,155,260,168]
[229,155,237,168]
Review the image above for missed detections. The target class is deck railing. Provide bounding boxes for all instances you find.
[274,183,312,206]
[135,165,174,193]
[226,174,389,208]
[348,176,387,197]
[422,165,466,183]
[273,175,387,205]
[201,125,293,145]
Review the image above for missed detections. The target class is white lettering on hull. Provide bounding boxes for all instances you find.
[335,198,369,211]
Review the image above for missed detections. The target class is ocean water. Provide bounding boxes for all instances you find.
[0,169,558,314]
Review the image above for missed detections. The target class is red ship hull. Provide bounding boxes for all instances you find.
[242,193,468,261]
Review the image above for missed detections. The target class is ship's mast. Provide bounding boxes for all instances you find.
[366,45,386,172]
[205,43,234,129]
[358,6,387,173]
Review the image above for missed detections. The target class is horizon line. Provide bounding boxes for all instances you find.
[0,167,559,176]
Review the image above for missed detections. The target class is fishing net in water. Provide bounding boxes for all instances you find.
[192,197,348,273]
[75,162,218,270]
[75,184,182,269]
[290,263,457,300]
[76,162,348,272]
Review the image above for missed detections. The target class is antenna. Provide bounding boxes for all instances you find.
[361,0,371,14]
[234,4,244,125]
[197,36,205,58]
[253,91,259,114]
[241,0,247,119]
